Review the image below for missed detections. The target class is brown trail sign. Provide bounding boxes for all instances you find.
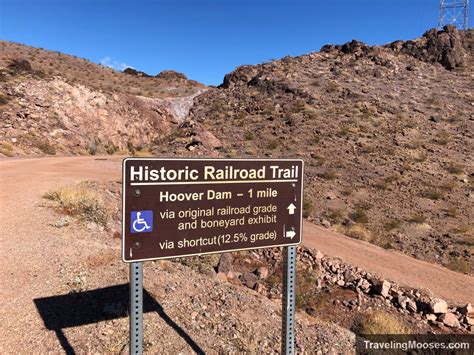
[122,158,303,262]
[122,158,303,355]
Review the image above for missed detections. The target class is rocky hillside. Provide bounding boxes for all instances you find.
[187,26,473,272]
[0,27,472,272]
[0,41,206,156]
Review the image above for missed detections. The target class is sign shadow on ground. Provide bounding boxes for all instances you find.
[33,284,204,354]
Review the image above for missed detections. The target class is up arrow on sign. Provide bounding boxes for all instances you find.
[287,203,297,215]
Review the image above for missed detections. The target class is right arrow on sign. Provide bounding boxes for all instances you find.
[287,203,296,215]
[285,230,296,239]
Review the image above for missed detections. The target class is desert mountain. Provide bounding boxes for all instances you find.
[187,26,473,271]
[0,26,472,272]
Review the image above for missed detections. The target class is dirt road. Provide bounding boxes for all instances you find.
[0,156,472,345]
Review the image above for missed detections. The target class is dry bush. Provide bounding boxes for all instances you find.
[0,93,9,105]
[44,185,109,226]
[319,168,337,180]
[421,188,444,200]
[327,209,344,225]
[295,268,325,312]
[384,219,401,231]
[346,224,372,242]
[408,214,426,224]
[349,208,369,224]
[0,142,14,157]
[133,149,154,157]
[446,258,471,274]
[302,196,313,218]
[267,139,279,150]
[355,310,410,335]
[446,163,464,174]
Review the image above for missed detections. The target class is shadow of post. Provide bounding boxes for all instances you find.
[34,284,204,354]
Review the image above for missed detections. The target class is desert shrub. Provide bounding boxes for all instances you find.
[346,224,372,242]
[44,185,109,226]
[444,207,458,217]
[426,95,439,106]
[302,196,313,218]
[408,214,426,224]
[295,268,327,312]
[88,139,98,155]
[0,94,9,105]
[446,258,471,274]
[319,168,337,180]
[104,142,118,155]
[267,139,279,150]
[433,131,451,145]
[349,208,368,224]
[36,141,56,155]
[133,149,153,157]
[446,163,464,174]
[291,99,306,113]
[327,209,344,225]
[421,189,444,200]
[354,310,410,335]
[244,131,254,140]
[384,219,401,231]
[326,81,340,93]
[0,142,14,157]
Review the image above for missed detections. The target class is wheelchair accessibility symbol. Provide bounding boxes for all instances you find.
[131,211,153,233]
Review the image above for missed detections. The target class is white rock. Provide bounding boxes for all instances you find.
[429,298,448,314]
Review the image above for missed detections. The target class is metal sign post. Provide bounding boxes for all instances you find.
[130,262,143,355]
[282,246,296,355]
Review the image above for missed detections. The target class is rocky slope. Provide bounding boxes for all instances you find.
[0,28,472,273]
[0,42,207,156]
[186,26,473,273]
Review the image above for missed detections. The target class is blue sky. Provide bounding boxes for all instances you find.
[0,1,471,85]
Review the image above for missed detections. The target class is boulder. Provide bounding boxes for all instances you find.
[398,296,417,313]
[215,272,227,282]
[193,129,223,150]
[429,298,448,314]
[155,70,187,81]
[458,303,472,315]
[389,25,467,70]
[241,272,259,289]
[217,253,233,274]
[372,280,391,297]
[426,314,437,322]
[438,313,461,328]
[123,67,150,77]
[255,266,269,279]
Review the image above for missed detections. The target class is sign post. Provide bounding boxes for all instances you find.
[282,246,297,354]
[122,158,303,353]
[130,262,143,355]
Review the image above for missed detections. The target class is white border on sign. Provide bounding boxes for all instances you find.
[122,157,304,263]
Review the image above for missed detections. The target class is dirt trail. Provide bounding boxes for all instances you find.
[0,156,472,338]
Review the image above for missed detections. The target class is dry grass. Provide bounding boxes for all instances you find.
[349,208,369,224]
[319,168,337,180]
[355,310,411,335]
[421,188,444,200]
[0,142,14,157]
[133,149,154,157]
[346,224,373,242]
[446,258,471,274]
[44,185,109,226]
[303,196,313,218]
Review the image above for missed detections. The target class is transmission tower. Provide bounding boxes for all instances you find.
[438,0,470,30]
